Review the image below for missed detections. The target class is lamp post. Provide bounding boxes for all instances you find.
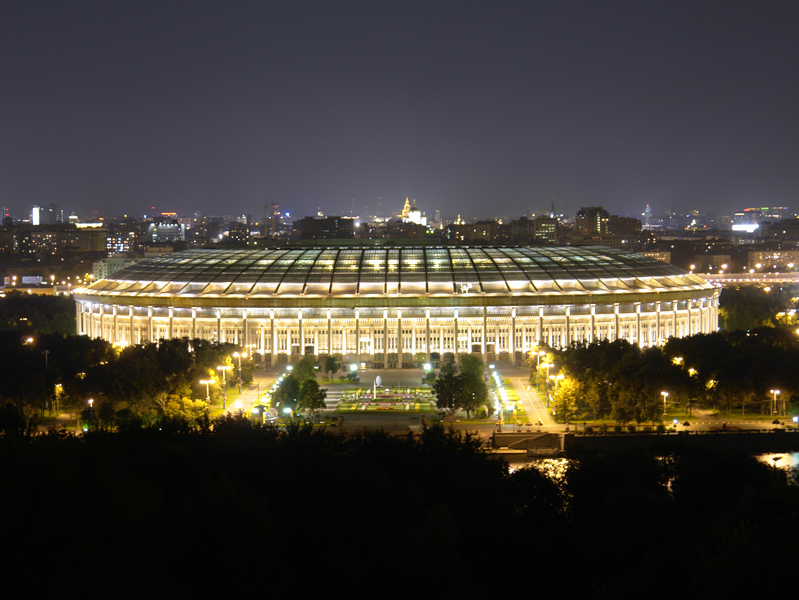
[770,389,781,415]
[661,391,669,415]
[216,365,230,409]
[550,373,565,423]
[200,379,214,409]
[233,352,247,393]
[542,361,552,403]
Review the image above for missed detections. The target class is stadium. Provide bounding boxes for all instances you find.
[74,245,720,368]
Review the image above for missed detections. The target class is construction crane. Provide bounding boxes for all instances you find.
[244,198,279,238]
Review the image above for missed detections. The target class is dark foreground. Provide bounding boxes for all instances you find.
[2,417,798,599]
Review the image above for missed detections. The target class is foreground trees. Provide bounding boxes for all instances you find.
[2,421,797,598]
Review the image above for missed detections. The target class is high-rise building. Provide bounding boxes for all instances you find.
[31,204,63,226]
[576,206,610,235]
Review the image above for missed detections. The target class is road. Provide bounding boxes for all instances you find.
[510,377,555,427]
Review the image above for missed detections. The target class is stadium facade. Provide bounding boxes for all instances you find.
[74,246,720,368]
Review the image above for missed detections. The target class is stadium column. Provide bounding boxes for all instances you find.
[454,308,459,366]
[425,308,431,363]
[673,303,678,337]
[614,303,620,341]
[75,303,82,335]
[146,307,153,343]
[216,309,222,343]
[538,307,544,345]
[563,307,569,348]
[655,302,661,343]
[243,310,248,350]
[383,309,388,368]
[510,307,516,360]
[482,307,487,360]
[99,305,105,341]
[261,325,267,360]
[589,304,596,343]
[270,310,277,366]
[112,306,118,343]
[635,303,642,346]
[687,301,692,336]
[129,307,134,344]
[699,299,706,333]
[168,308,174,339]
[191,308,196,340]
[355,309,360,363]
[298,310,302,361]
[397,309,402,366]
[327,310,332,358]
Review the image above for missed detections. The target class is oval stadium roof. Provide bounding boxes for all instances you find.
[82,246,715,300]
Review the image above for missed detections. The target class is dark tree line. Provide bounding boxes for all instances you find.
[548,328,799,423]
[0,334,253,431]
[2,420,797,599]
[0,291,75,334]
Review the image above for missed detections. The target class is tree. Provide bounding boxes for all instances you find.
[273,374,301,411]
[293,354,319,383]
[297,379,327,417]
[459,354,488,417]
[460,370,488,417]
[433,371,461,413]
[323,355,340,380]
[552,377,581,423]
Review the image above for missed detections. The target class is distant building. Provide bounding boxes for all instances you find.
[227,223,251,245]
[93,257,139,281]
[747,250,799,271]
[106,231,138,255]
[576,207,610,235]
[505,216,560,244]
[638,251,672,264]
[608,215,642,235]
[31,204,63,226]
[294,216,355,239]
[446,220,498,243]
[147,220,185,243]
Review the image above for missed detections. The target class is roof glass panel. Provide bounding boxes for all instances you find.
[86,245,709,298]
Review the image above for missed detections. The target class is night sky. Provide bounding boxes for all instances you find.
[1,0,798,222]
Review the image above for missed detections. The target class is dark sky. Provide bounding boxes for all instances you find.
[2,0,798,222]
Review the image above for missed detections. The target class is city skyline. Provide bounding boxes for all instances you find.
[2,1,798,221]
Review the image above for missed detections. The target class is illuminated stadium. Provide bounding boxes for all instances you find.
[74,246,720,368]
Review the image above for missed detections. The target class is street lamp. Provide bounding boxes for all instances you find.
[200,379,215,407]
[770,389,781,415]
[550,373,565,422]
[216,365,231,409]
[661,391,669,415]
[233,352,247,393]
[541,361,552,399]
